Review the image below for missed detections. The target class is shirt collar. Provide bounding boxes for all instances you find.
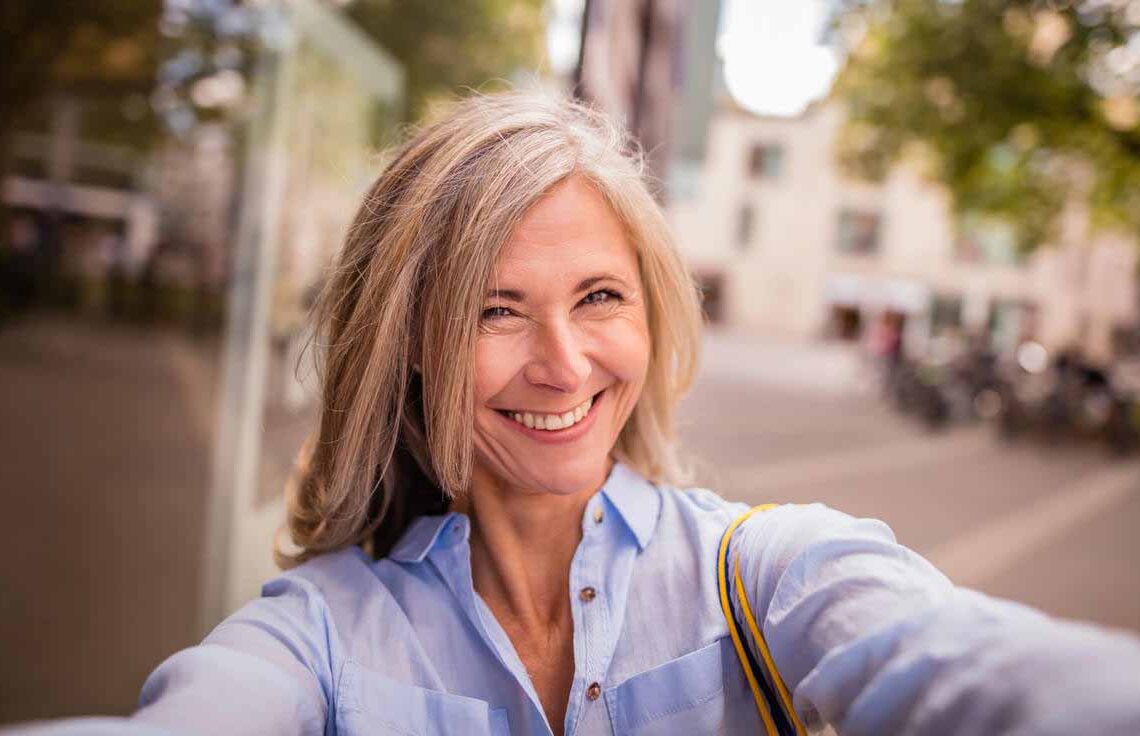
[600,460,662,551]
[388,512,462,563]
[386,460,662,562]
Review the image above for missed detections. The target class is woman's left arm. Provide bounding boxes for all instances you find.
[733,503,1140,735]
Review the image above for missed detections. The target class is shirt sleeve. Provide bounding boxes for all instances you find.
[6,575,338,736]
[732,502,1140,736]
[132,574,335,735]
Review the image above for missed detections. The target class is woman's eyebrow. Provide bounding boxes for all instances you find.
[485,288,525,302]
[574,274,628,292]
[484,274,631,302]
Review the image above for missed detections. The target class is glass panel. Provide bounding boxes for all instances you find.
[0,3,403,724]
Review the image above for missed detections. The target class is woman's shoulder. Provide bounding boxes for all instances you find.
[255,545,389,618]
[650,480,887,563]
[270,545,381,592]
[217,546,409,654]
[651,480,834,533]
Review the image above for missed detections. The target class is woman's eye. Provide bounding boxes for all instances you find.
[581,289,622,306]
[481,306,514,320]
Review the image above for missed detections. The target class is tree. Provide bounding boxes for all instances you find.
[0,1,163,148]
[2,0,547,149]
[346,0,547,120]
[830,0,1140,252]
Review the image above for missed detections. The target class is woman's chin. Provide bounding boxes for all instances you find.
[473,438,614,498]
[515,458,611,497]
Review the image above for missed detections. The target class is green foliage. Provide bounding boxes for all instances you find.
[832,0,1140,252]
[0,1,163,141]
[2,0,547,146]
[346,0,547,120]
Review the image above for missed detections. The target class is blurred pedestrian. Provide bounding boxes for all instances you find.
[0,214,40,321]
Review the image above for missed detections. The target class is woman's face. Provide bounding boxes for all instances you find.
[472,175,650,497]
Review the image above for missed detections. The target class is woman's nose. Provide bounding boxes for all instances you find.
[524,321,591,393]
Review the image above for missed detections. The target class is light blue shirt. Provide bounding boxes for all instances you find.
[13,462,1140,735]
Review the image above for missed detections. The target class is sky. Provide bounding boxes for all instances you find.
[545,0,841,118]
[719,0,841,117]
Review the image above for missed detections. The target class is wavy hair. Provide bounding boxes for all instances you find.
[277,91,703,568]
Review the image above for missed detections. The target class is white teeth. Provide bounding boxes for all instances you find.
[505,395,596,432]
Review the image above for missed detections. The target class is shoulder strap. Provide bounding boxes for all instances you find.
[717,505,808,736]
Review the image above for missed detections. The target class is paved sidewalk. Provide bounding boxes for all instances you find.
[0,317,219,722]
[681,330,1140,633]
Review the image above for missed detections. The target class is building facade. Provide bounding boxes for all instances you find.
[576,0,728,195]
[668,100,1139,362]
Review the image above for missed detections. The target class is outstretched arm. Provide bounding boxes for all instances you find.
[733,503,1140,735]
[8,575,335,736]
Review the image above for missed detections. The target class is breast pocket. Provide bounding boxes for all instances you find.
[335,660,509,736]
[603,636,763,736]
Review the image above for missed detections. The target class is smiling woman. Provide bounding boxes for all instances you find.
[20,92,1140,736]
[279,95,701,573]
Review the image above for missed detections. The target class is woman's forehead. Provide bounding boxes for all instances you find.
[494,176,638,285]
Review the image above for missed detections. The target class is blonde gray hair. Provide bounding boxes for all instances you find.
[278,91,703,568]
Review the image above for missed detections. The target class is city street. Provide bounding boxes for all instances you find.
[5,0,1139,730]
[681,331,1140,633]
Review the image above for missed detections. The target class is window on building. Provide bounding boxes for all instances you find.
[736,204,755,249]
[836,209,881,255]
[747,143,784,179]
[931,294,964,334]
[828,305,863,341]
[955,214,1022,265]
[694,272,725,323]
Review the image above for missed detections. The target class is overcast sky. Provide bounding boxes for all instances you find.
[719,0,840,116]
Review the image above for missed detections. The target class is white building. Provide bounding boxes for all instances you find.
[668,100,1139,362]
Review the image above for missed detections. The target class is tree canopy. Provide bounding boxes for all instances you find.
[0,0,162,146]
[831,0,1140,252]
[2,0,547,148]
[347,0,546,120]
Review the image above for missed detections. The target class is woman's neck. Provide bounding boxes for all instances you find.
[460,464,603,628]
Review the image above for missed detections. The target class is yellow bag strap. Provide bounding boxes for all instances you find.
[717,505,808,736]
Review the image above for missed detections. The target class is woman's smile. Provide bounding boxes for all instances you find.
[493,389,605,442]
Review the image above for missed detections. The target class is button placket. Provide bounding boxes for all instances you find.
[569,507,610,727]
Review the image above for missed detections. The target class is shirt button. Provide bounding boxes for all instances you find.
[586,682,601,701]
[579,586,597,602]
[593,507,604,524]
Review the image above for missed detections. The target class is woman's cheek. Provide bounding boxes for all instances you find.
[473,332,528,401]
[595,315,650,382]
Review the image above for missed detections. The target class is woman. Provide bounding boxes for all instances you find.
[25,92,1140,736]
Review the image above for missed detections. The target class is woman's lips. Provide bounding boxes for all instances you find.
[495,390,604,444]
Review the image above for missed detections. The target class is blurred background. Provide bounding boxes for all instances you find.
[1,0,1139,725]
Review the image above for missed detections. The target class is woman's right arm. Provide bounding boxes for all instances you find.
[7,576,336,736]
